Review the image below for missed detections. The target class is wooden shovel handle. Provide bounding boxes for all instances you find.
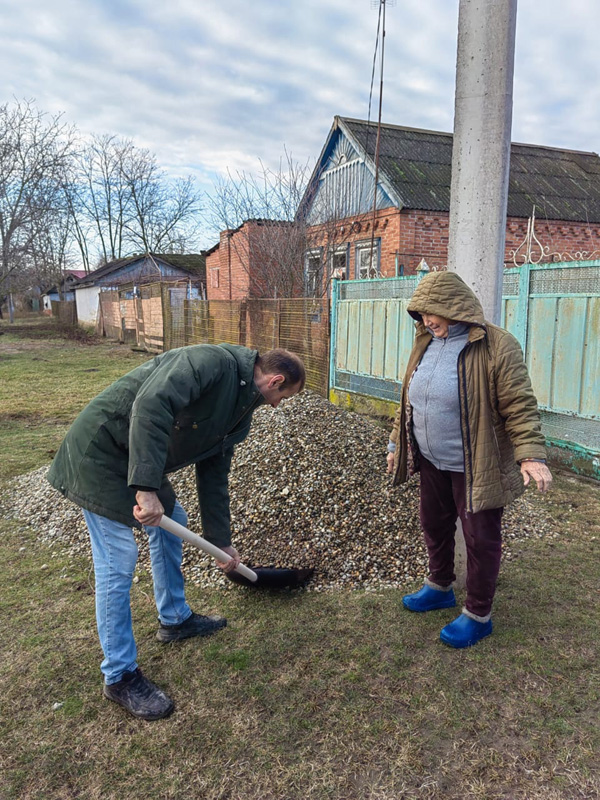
[159,515,258,583]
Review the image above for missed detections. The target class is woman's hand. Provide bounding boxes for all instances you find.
[216,545,241,574]
[133,491,165,526]
[520,461,553,493]
[387,451,395,474]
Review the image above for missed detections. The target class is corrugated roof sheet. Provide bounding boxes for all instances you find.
[341,118,600,222]
[75,253,206,286]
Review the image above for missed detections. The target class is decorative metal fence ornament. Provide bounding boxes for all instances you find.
[510,207,600,266]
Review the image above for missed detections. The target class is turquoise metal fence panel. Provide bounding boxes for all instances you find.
[526,297,557,407]
[358,302,374,374]
[582,298,600,417]
[332,298,416,383]
[346,302,360,373]
[500,296,519,338]
[551,297,587,414]
[383,300,401,380]
[371,301,387,377]
[335,297,349,369]
[330,261,600,470]
[525,262,600,423]
[330,276,421,402]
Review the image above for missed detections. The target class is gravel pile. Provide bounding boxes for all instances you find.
[1,392,560,591]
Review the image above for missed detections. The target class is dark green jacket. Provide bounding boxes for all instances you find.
[47,343,264,547]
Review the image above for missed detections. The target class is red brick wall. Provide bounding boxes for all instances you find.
[207,221,303,299]
[307,208,402,281]
[390,211,600,273]
[206,229,250,300]
[308,208,600,286]
[504,217,600,263]
[208,211,600,300]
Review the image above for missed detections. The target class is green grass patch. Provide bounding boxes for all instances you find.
[1,316,600,799]
[0,316,150,481]
[2,518,600,799]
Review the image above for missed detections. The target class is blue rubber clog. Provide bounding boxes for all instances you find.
[440,613,492,648]
[402,584,456,612]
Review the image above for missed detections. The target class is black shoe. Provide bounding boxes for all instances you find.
[156,611,227,643]
[103,668,174,720]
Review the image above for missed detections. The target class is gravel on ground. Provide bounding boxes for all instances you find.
[1,392,560,592]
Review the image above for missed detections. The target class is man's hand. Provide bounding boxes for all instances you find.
[216,545,241,574]
[520,461,553,493]
[133,491,165,526]
[387,451,395,474]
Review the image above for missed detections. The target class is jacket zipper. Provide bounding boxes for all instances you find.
[422,338,446,462]
[458,345,474,513]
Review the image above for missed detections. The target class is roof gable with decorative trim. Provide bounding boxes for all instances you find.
[300,116,600,223]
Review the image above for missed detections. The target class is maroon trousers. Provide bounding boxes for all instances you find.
[419,457,503,618]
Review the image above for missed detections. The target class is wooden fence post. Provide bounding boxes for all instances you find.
[161,284,170,351]
[239,300,247,346]
[515,260,531,356]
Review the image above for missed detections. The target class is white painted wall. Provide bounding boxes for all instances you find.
[75,286,101,325]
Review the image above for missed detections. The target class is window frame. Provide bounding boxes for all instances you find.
[304,247,323,297]
[355,239,381,280]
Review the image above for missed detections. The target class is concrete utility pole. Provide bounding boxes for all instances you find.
[447,0,518,324]
[448,0,518,584]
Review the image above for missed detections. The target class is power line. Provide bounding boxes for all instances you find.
[368,0,394,275]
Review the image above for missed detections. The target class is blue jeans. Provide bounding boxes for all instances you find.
[83,502,192,685]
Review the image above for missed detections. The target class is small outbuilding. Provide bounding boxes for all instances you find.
[41,270,88,313]
[73,253,207,325]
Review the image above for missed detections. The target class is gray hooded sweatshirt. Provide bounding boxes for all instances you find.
[408,322,470,471]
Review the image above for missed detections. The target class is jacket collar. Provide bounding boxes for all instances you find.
[416,320,487,343]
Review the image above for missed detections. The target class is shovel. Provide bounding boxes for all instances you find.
[159,515,314,590]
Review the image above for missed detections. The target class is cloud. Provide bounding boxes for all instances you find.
[0,0,597,217]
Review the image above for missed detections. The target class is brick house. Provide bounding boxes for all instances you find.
[205,219,306,300]
[298,116,600,292]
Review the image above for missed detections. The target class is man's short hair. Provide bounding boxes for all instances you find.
[257,349,306,391]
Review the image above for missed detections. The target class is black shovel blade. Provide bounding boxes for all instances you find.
[226,566,314,590]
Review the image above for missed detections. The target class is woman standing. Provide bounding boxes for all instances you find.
[387,270,552,648]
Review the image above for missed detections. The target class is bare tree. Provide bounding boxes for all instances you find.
[205,152,319,297]
[29,200,74,294]
[204,150,368,298]
[69,135,202,265]
[77,135,131,264]
[0,100,76,321]
[120,145,201,253]
[61,169,92,273]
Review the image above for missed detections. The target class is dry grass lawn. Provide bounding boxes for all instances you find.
[1,316,599,800]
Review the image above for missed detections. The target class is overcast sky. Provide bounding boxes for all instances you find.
[1,0,598,245]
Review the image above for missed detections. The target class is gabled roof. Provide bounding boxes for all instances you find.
[305,116,600,223]
[42,270,89,295]
[75,253,206,286]
[151,253,206,277]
